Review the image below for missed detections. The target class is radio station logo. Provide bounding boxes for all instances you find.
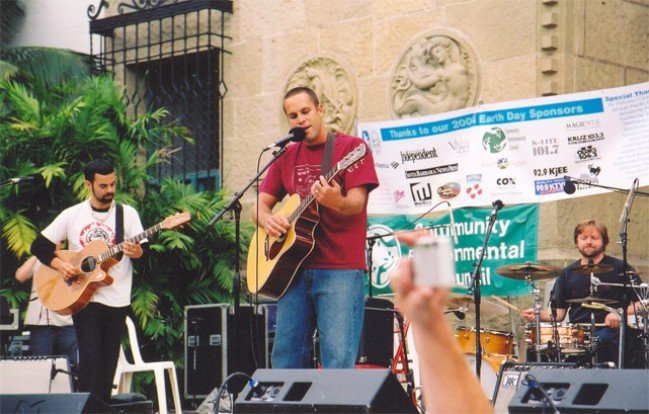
[566,118,601,131]
[437,182,461,200]
[532,138,559,156]
[405,163,458,179]
[533,165,568,177]
[482,127,507,153]
[400,148,438,163]
[567,132,605,145]
[448,138,470,155]
[409,182,434,205]
[534,177,566,195]
[575,145,600,162]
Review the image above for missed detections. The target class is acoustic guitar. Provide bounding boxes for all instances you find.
[246,144,367,299]
[35,211,190,315]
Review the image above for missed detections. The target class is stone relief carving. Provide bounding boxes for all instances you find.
[286,57,356,134]
[390,34,478,118]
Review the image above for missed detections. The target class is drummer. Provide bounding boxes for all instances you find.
[520,220,642,365]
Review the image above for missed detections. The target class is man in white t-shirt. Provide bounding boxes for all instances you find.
[31,159,148,406]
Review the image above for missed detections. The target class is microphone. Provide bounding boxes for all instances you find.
[264,127,306,150]
[445,201,459,244]
[619,178,639,223]
[563,176,576,194]
[6,174,43,185]
[489,199,504,221]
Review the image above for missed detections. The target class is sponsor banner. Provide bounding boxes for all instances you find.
[360,82,649,215]
[366,203,538,298]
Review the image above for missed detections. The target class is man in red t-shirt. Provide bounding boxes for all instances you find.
[253,86,379,368]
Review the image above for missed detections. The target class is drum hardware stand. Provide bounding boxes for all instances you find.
[524,275,544,363]
[468,200,503,377]
[548,290,563,363]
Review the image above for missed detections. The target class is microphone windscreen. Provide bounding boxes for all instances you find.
[563,178,576,194]
[290,127,306,142]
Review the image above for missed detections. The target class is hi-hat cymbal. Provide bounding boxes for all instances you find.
[571,263,615,275]
[496,262,562,280]
[446,294,509,316]
[565,296,616,305]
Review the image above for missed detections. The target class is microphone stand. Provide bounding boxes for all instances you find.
[468,203,501,378]
[564,176,649,197]
[207,146,288,317]
[618,178,639,368]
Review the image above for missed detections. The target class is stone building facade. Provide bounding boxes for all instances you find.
[222,0,648,277]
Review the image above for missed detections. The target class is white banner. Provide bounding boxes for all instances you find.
[359,82,649,215]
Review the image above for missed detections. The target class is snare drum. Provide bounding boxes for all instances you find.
[525,323,589,353]
[455,326,515,355]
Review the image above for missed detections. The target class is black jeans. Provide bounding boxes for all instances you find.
[72,302,129,405]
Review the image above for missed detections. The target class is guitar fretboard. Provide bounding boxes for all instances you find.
[97,223,163,263]
[287,165,341,223]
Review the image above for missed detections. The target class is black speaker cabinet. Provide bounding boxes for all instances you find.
[492,362,576,414]
[184,304,268,399]
[0,393,111,413]
[507,368,649,413]
[233,368,417,413]
[357,297,394,367]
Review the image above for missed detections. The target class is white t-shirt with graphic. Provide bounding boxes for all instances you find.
[41,200,145,307]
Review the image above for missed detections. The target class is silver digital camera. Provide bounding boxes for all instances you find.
[412,234,457,287]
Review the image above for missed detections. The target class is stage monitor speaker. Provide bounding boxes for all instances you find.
[233,368,417,413]
[357,297,394,367]
[507,368,649,413]
[0,393,111,413]
[184,304,268,399]
[0,356,73,393]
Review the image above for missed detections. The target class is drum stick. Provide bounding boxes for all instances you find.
[490,296,520,312]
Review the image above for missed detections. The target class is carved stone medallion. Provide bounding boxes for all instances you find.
[389,32,479,118]
[285,56,357,134]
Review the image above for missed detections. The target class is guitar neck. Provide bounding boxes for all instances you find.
[287,166,340,223]
[98,222,164,262]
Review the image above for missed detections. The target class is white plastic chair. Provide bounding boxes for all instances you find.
[113,316,182,414]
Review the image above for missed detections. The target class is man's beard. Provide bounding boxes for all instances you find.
[579,245,604,259]
[96,192,114,205]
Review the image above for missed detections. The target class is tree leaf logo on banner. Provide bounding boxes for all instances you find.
[482,127,507,153]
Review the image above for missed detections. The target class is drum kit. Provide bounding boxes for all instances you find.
[441,261,648,398]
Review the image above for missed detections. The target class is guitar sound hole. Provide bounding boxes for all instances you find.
[80,256,96,273]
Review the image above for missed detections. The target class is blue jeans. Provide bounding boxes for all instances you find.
[271,268,365,368]
[28,325,79,367]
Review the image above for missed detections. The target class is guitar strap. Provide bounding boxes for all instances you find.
[321,131,337,176]
[115,203,124,244]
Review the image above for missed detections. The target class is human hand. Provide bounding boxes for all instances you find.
[604,312,621,329]
[122,241,143,259]
[390,231,450,328]
[311,175,341,208]
[263,214,290,238]
[520,308,536,322]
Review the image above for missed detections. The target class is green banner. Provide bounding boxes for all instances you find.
[366,203,538,297]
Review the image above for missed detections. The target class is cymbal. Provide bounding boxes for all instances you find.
[496,262,562,280]
[565,296,616,305]
[446,294,509,316]
[571,263,614,275]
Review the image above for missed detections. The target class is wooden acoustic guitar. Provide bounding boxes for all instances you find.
[35,211,190,315]
[246,144,367,299]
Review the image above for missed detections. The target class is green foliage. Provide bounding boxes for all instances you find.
[0,51,251,404]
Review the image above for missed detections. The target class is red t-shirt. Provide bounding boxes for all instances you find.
[259,132,379,269]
